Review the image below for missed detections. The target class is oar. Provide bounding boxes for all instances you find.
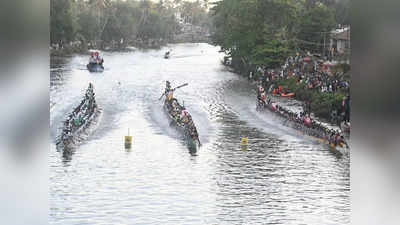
[158,83,189,100]
[158,92,166,100]
[172,83,188,91]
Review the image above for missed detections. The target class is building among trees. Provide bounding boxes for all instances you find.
[330,26,350,55]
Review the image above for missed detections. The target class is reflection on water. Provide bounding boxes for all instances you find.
[50,43,349,225]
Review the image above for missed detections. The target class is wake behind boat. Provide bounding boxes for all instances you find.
[160,81,201,152]
[57,83,101,153]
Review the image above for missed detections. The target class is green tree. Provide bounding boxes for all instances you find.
[211,0,299,69]
[50,0,205,49]
[50,0,78,44]
[297,2,336,53]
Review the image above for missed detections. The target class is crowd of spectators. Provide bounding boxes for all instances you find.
[250,53,350,125]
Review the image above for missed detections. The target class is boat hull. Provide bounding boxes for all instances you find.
[87,63,104,73]
[257,100,350,155]
[163,103,200,152]
[57,107,101,153]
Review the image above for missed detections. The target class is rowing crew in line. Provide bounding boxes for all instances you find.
[164,81,199,142]
[257,85,348,149]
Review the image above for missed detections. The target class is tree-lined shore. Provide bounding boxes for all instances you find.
[210,0,349,73]
[50,0,212,55]
[209,0,350,122]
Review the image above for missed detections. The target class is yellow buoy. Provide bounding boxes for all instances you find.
[125,129,132,149]
[240,137,249,146]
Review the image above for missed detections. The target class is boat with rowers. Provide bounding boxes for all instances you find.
[57,83,101,153]
[160,81,201,152]
[87,51,104,72]
[257,84,349,155]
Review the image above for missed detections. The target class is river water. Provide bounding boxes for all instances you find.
[50,43,349,225]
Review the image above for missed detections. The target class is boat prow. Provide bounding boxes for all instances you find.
[328,142,349,155]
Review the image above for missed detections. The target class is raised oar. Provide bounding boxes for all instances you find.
[172,83,188,91]
[158,83,189,100]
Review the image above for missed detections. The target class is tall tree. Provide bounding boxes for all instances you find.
[297,2,336,53]
[50,0,77,44]
[211,0,299,68]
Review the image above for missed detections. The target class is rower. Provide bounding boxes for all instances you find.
[180,107,189,123]
[89,52,96,64]
[95,52,103,65]
[167,90,174,102]
[261,92,266,102]
[165,81,171,93]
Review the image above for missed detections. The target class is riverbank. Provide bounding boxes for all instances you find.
[50,38,169,57]
[51,26,210,57]
[50,38,211,57]
[224,54,350,123]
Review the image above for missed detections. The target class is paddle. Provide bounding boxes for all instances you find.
[173,83,188,91]
[158,83,189,100]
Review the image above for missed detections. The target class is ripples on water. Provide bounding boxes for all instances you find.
[50,43,349,225]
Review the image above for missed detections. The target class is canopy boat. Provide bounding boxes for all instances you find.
[87,63,104,73]
[57,83,101,153]
[160,83,201,152]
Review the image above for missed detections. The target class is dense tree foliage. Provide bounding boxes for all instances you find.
[50,0,210,48]
[210,0,347,70]
[297,2,336,53]
[50,0,78,44]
